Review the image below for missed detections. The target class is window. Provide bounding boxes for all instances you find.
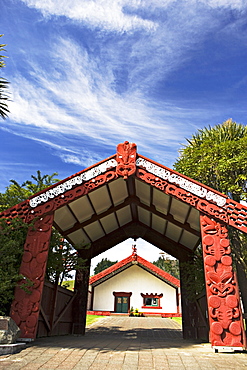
[144,297,158,307]
[141,293,163,309]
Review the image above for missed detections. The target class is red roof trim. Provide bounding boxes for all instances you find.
[28,153,117,200]
[90,255,133,284]
[89,254,180,287]
[137,154,227,199]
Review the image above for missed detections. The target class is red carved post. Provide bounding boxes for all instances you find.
[116,141,136,179]
[200,214,246,349]
[10,214,54,339]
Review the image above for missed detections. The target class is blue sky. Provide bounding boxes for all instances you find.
[1,0,247,266]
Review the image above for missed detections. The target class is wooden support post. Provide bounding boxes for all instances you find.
[179,257,200,340]
[10,214,54,340]
[200,214,246,349]
[72,254,91,335]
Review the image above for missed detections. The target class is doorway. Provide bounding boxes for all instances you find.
[113,292,132,313]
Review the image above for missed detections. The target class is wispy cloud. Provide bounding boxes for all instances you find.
[7,33,214,165]
[20,0,157,32]
[4,0,247,170]
[202,0,247,9]
[20,0,247,29]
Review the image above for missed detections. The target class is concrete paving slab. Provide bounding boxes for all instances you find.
[0,317,246,369]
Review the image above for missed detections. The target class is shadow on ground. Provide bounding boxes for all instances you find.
[29,323,209,353]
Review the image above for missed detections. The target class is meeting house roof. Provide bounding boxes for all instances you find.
[90,246,180,288]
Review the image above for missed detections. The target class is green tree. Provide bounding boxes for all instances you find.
[153,256,180,279]
[0,171,83,314]
[174,119,247,200]
[174,119,247,318]
[0,35,9,119]
[179,247,205,302]
[94,258,118,275]
[0,170,59,212]
[0,218,29,315]
[46,236,87,285]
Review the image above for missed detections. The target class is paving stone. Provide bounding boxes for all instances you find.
[0,317,246,369]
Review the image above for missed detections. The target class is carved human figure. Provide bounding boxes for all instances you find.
[116,141,137,179]
[201,215,245,347]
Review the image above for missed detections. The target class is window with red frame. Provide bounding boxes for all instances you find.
[141,293,163,309]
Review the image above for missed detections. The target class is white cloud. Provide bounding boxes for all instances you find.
[20,0,157,32]
[61,155,85,166]
[6,25,231,170]
[20,0,247,36]
[60,151,104,167]
[8,36,187,142]
[200,0,247,9]
[6,0,247,172]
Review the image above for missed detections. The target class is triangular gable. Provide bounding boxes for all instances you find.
[90,252,180,289]
[1,141,247,262]
[4,142,247,348]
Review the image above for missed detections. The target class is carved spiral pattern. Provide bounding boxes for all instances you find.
[226,199,247,232]
[201,215,245,347]
[26,171,117,222]
[3,148,247,346]
[10,214,54,339]
[136,168,247,235]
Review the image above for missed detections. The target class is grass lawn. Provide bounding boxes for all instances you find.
[171,317,182,325]
[86,314,105,327]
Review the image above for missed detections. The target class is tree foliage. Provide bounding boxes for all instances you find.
[152,257,180,279]
[174,119,247,201]
[0,170,60,212]
[0,171,83,314]
[46,235,87,285]
[174,119,247,310]
[180,247,205,302]
[94,258,118,275]
[0,35,9,119]
[0,218,29,315]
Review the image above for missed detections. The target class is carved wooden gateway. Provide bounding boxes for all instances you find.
[1,141,246,350]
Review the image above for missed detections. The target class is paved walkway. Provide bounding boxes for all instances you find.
[0,316,246,369]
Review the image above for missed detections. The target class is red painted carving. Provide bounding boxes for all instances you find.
[10,214,54,339]
[116,141,137,179]
[132,244,137,260]
[26,171,117,222]
[226,198,247,232]
[136,168,230,224]
[141,293,163,298]
[0,200,29,223]
[200,214,246,348]
[2,154,247,239]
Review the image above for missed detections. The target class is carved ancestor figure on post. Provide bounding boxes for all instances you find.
[200,215,246,347]
[116,141,137,179]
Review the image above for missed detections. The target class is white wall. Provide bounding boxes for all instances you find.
[92,265,178,313]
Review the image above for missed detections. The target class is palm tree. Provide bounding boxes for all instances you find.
[25,170,60,193]
[0,35,9,119]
